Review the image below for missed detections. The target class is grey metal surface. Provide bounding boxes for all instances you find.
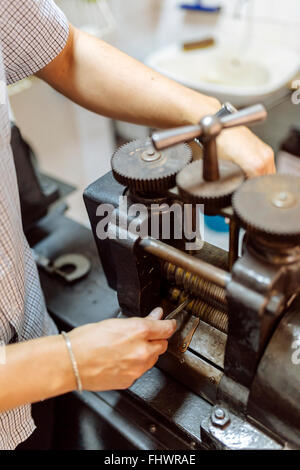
[248,297,300,448]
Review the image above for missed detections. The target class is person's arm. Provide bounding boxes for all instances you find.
[0,309,175,413]
[36,25,275,177]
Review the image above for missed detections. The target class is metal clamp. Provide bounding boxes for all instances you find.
[33,250,91,283]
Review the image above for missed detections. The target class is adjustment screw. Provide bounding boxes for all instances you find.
[271,191,296,209]
[149,424,157,434]
[214,408,225,419]
[211,406,230,429]
[141,149,161,162]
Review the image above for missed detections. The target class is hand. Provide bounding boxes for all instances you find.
[217,125,276,177]
[68,307,175,391]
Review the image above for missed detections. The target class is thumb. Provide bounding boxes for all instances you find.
[147,307,163,320]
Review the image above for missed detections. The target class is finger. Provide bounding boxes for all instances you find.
[144,319,177,340]
[143,343,168,373]
[269,159,276,175]
[144,355,160,373]
[148,339,168,356]
[147,307,163,320]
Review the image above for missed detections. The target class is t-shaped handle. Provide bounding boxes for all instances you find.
[151,104,267,181]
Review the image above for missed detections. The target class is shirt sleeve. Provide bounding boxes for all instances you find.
[0,0,69,84]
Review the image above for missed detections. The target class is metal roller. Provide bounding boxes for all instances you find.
[169,287,229,334]
[163,261,227,311]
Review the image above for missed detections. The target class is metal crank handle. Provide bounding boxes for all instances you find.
[164,298,190,321]
[220,104,267,129]
[151,104,267,150]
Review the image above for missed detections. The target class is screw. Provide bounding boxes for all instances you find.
[214,408,225,420]
[149,424,157,434]
[211,406,230,429]
[271,191,296,209]
[141,149,161,162]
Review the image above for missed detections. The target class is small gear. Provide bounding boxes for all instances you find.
[233,175,300,242]
[176,159,244,211]
[111,139,192,194]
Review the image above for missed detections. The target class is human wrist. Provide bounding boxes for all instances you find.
[61,331,83,393]
[184,93,221,125]
[42,334,78,396]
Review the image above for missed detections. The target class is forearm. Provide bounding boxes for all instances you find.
[0,335,75,413]
[37,25,220,128]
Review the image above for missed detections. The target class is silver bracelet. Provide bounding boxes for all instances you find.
[61,331,83,393]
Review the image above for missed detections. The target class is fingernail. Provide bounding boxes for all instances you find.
[148,307,163,319]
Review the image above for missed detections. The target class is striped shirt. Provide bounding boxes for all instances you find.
[0,0,69,449]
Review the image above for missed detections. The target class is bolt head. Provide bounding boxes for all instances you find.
[211,405,231,429]
[141,149,161,162]
[271,191,296,209]
[149,424,157,434]
[214,408,225,419]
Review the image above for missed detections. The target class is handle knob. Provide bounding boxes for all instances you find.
[151,103,267,150]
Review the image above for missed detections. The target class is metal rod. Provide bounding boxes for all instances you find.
[151,124,202,150]
[203,138,220,181]
[228,218,240,271]
[139,237,231,288]
[220,104,267,129]
[164,298,190,321]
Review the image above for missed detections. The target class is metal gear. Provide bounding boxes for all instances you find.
[176,159,244,211]
[232,175,300,242]
[111,139,192,194]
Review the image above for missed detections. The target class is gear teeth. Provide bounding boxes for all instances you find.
[232,175,300,243]
[176,160,244,212]
[111,139,192,194]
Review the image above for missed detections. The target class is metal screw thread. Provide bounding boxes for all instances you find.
[163,261,227,310]
[169,287,228,334]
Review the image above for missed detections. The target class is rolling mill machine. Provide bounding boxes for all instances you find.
[84,104,300,449]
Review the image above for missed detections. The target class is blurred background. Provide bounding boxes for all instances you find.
[8,0,300,233]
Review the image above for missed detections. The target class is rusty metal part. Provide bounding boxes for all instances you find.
[233,175,300,243]
[176,159,245,211]
[111,139,192,194]
[169,287,228,334]
[180,316,200,353]
[164,297,190,321]
[163,261,227,310]
[139,237,231,288]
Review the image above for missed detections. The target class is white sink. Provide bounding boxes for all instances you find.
[146,38,300,106]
